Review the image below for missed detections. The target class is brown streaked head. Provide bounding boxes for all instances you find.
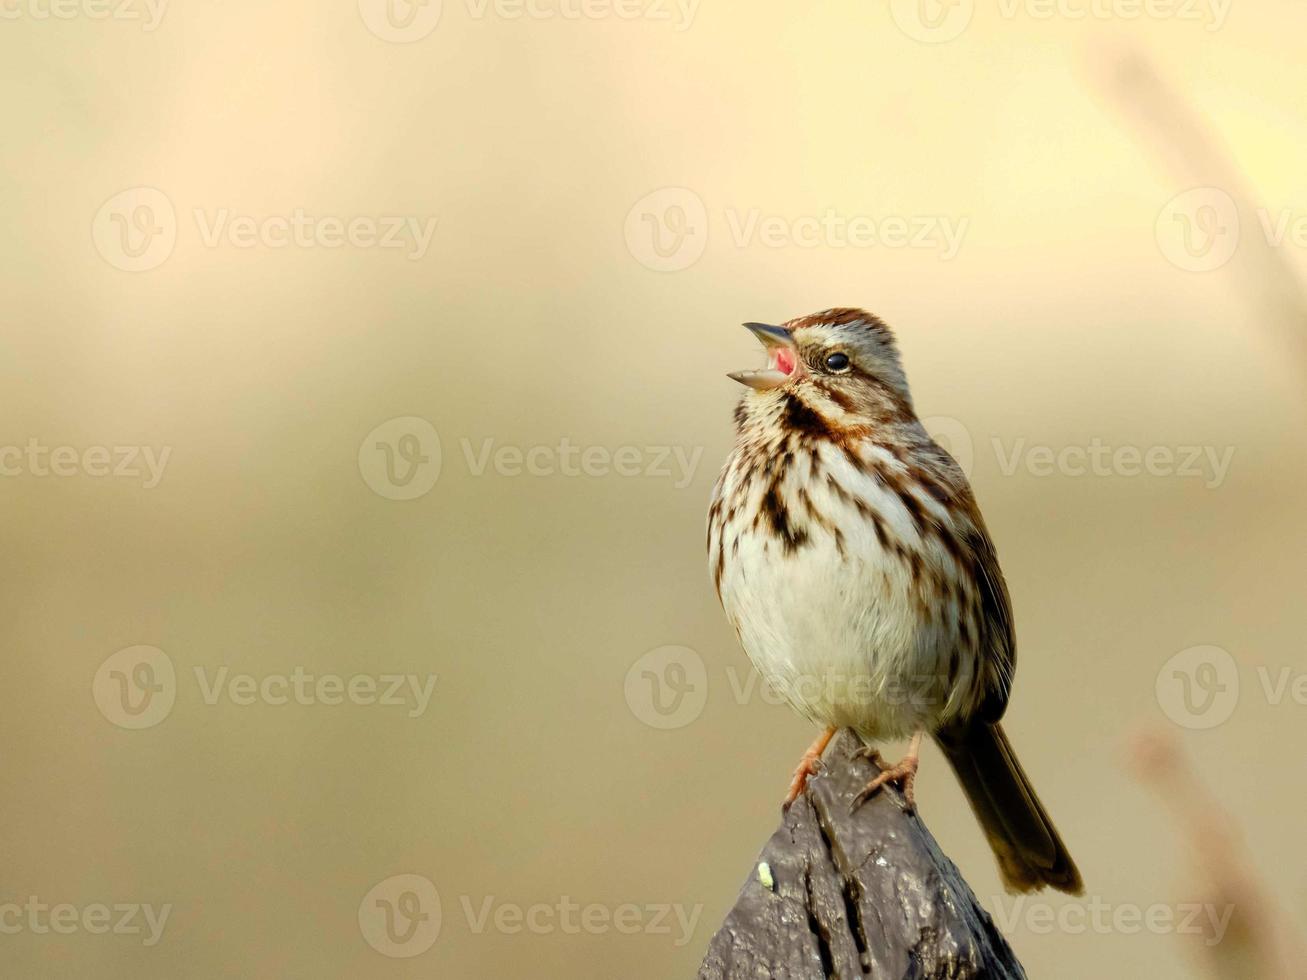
[729,308,915,426]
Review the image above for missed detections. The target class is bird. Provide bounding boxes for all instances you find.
[707,308,1083,895]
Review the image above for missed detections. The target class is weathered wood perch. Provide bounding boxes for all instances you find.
[698,730,1026,979]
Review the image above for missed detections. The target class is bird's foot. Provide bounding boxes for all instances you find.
[852,745,885,767]
[850,732,923,813]
[782,725,837,809]
[782,757,822,810]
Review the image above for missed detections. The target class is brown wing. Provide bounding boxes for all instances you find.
[960,501,1016,723]
[918,436,1016,724]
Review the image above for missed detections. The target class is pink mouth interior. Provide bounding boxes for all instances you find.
[772,347,797,376]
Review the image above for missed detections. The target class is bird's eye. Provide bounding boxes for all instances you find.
[825,352,851,373]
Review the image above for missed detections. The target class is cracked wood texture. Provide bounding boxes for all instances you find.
[698,730,1026,980]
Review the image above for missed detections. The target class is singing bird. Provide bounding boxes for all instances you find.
[708,308,1082,894]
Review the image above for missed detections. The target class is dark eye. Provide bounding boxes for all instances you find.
[825,352,851,373]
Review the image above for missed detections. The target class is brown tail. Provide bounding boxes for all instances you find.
[935,722,1084,895]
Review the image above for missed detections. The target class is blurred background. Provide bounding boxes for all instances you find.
[2,1,1306,976]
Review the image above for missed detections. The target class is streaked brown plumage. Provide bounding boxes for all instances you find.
[709,308,1082,894]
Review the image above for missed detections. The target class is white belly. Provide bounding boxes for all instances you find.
[712,442,977,739]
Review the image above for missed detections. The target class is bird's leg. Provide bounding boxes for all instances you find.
[782,725,837,808]
[851,731,923,813]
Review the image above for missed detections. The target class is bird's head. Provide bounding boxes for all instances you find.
[729,308,915,431]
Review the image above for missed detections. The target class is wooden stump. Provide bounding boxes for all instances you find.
[698,730,1026,979]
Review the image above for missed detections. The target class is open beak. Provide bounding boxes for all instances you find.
[729,323,801,390]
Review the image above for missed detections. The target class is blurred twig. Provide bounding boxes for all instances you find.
[1129,731,1305,980]
[1086,41,1307,364]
